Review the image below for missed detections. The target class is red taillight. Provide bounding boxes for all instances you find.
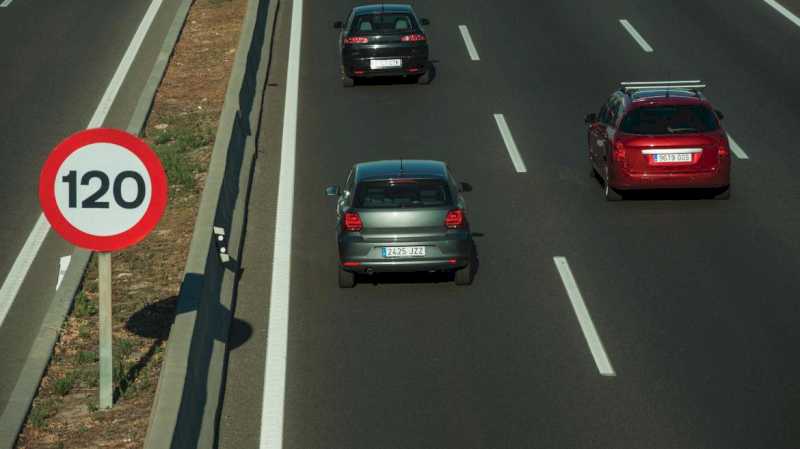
[613,142,627,162]
[343,36,369,44]
[343,212,363,232]
[445,209,465,229]
[401,34,426,42]
[718,143,730,157]
[342,261,361,267]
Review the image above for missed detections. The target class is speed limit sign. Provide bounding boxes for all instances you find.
[39,128,168,251]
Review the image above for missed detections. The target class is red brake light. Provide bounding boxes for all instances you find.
[445,209,465,229]
[401,34,426,42]
[343,212,363,232]
[718,143,730,157]
[344,36,369,44]
[613,142,627,162]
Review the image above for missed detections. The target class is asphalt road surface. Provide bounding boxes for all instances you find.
[0,0,184,414]
[219,0,800,448]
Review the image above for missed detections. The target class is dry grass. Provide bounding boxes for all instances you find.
[15,0,247,447]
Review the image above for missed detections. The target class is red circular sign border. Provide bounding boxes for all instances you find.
[39,128,168,252]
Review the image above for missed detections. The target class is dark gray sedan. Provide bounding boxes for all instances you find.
[326,160,475,288]
[334,4,430,86]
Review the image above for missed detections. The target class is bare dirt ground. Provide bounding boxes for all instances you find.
[15,0,247,447]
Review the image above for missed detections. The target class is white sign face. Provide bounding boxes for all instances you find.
[53,142,153,236]
[41,128,167,252]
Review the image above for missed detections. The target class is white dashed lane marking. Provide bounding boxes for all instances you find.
[619,19,654,53]
[553,257,616,377]
[458,25,480,61]
[764,0,800,28]
[493,114,527,173]
[727,134,749,160]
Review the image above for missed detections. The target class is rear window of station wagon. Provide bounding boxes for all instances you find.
[351,13,417,34]
[354,179,452,209]
[620,105,719,135]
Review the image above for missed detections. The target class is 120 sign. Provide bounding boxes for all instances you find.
[61,170,146,209]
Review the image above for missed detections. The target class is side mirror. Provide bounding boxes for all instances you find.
[333,21,343,29]
[715,109,724,120]
[459,182,473,193]
[420,18,430,26]
[584,112,597,124]
[325,185,341,196]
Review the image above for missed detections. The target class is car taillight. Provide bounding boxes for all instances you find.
[401,34,426,42]
[718,143,730,157]
[613,142,627,162]
[445,209,465,229]
[343,212,363,232]
[343,36,369,44]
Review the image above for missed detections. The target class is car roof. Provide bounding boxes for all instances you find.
[354,160,447,182]
[352,4,414,15]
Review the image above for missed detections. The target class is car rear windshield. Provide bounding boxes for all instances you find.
[354,179,452,209]
[619,105,719,134]
[350,13,417,34]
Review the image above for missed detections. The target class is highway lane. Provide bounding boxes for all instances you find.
[0,0,184,412]
[219,0,800,447]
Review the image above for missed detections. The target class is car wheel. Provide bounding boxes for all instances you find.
[603,180,623,201]
[338,268,355,288]
[342,76,355,88]
[713,185,731,200]
[417,68,431,85]
[454,261,474,286]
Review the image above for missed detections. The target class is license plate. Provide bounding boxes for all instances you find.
[382,246,425,258]
[653,153,692,163]
[370,59,402,70]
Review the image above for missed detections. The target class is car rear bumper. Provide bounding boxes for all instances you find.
[338,234,473,273]
[610,165,730,190]
[342,55,429,78]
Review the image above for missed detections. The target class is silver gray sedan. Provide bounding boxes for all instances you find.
[326,160,475,288]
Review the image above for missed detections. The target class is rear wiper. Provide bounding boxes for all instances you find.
[667,127,697,133]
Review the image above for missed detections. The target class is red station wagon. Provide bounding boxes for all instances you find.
[586,81,731,201]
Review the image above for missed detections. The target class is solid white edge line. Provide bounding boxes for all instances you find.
[259,0,303,447]
[619,19,654,53]
[727,134,749,160]
[0,0,164,330]
[88,0,165,128]
[764,0,800,28]
[0,0,14,8]
[458,25,480,61]
[0,216,50,327]
[492,114,527,173]
[56,255,71,290]
[553,257,616,377]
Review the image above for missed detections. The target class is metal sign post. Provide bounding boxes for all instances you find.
[98,252,113,409]
[39,128,167,410]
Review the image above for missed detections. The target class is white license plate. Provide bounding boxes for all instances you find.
[382,246,425,258]
[370,59,402,70]
[654,153,692,163]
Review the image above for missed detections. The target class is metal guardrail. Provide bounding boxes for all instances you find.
[142,0,280,447]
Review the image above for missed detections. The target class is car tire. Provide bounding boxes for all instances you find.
[454,261,474,286]
[417,69,431,85]
[338,268,355,288]
[603,181,623,201]
[342,76,355,88]
[713,185,731,200]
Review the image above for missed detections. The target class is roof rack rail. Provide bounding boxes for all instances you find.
[620,80,706,91]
